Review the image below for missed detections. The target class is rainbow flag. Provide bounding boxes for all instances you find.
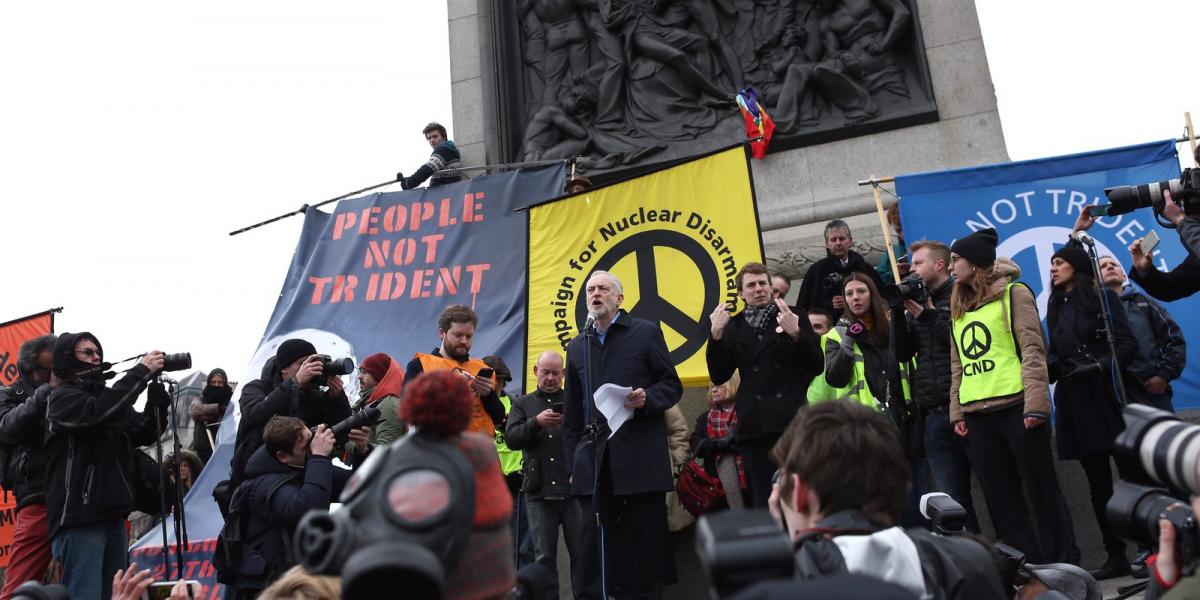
[736,87,774,159]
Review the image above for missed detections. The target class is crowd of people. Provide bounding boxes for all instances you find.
[0,125,1196,600]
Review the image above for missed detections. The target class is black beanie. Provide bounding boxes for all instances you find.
[1052,245,1092,279]
[275,339,317,373]
[52,331,104,378]
[951,228,998,268]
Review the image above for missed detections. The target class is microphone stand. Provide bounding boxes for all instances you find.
[1079,236,1128,406]
[164,378,191,584]
[581,317,607,599]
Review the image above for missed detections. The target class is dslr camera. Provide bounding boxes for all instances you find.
[884,274,928,306]
[823,271,845,292]
[1107,405,1200,573]
[316,354,355,377]
[1104,167,1200,220]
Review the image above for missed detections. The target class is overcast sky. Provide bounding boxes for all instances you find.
[2,1,1196,380]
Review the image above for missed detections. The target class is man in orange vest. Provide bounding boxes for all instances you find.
[405,304,505,437]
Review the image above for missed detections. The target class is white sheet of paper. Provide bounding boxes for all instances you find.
[594,383,635,439]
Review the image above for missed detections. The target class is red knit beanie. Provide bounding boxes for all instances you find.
[360,352,390,382]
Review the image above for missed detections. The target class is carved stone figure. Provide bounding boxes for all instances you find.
[488,0,938,173]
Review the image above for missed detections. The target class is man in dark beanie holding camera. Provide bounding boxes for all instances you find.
[230,338,354,490]
[45,332,170,600]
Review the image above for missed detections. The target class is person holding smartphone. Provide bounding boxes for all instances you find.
[405,305,504,437]
[505,350,584,598]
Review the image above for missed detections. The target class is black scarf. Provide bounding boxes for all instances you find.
[742,303,778,336]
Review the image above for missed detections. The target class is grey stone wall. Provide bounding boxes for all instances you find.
[450,0,1009,286]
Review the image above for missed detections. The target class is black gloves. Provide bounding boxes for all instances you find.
[713,435,736,452]
[146,381,172,409]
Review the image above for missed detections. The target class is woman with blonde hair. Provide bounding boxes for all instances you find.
[947,227,1074,564]
[690,372,746,509]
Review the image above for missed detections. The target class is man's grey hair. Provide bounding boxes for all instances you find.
[824,219,851,241]
[588,270,623,294]
[18,334,57,377]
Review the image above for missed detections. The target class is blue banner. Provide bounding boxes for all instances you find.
[131,165,565,594]
[896,140,1196,407]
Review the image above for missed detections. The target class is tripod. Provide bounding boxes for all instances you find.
[151,376,191,592]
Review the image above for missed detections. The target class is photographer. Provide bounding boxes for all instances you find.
[892,240,979,533]
[1141,494,1200,599]
[768,401,1007,599]
[230,339,354,488]
[0,335,55,599]
[45,332,170,600]
[1129,188,1200,301]
[234,417,348,598]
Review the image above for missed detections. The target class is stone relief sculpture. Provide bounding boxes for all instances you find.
[495,0,937,172]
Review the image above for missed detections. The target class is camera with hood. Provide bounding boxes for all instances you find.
[316,354,354,377]
[695,509,795,599]
[316,405,382,451]
[1104,167,1200,220]
[1106,405,1200,573]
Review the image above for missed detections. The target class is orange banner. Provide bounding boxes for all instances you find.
[0,312,53,387]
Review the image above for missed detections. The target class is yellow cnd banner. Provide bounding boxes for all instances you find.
[525,145,764,387]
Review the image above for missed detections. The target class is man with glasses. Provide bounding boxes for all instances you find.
[0,335,56,598]
[44,332,172,599]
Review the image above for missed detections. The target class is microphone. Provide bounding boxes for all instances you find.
[158,373,178,384]
[584,312,597,331]
[1073,230,1096,246]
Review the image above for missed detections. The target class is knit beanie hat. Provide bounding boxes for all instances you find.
[1051,245,1092,279]
[275,339,317,373]
[950,228,998,268]
[360,353,391,382]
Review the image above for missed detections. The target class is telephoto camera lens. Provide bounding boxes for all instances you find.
[1108,481,1198,565]
[1112,405,1200,496]
[318,354,355,376]
[162,352,192,372]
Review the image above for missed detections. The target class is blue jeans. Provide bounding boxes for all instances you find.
[52,519,128,600]
[527,497,585,600]
[511,491,535,569]
[924,411,980,532]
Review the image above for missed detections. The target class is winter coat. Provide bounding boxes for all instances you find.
[1046,282,1142,459]
[45,364,166,538]
[0,380,50,510]
[343,356,406,463]
[506,388,571,500]
[236,445,347,592]
[230,360,352,488]
[1119,287,1187,390]
[705,306,823,441]
[796,250,884,316]
[894,277,954,411]
[792,510,1008,600]
[563,310,682,496]
[949,259,1052,424]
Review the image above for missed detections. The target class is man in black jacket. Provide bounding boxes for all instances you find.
[0,334,55,597]
[892,240,978,532]
[234,416,344,598]
[230,338,353,489]
[45,332,169,600]
[563,271,682,600]
[796,219,884,315]
[706,262,822,508]
[507,349,583,599]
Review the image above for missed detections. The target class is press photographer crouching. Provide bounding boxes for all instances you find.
[764,401,1007,599]
[229,339,356,490]
[45,332,172,600]
[1105,405,1200,598]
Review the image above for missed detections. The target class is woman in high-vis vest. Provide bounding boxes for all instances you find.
[1046,242,1143,580]
[808,272,910,422]
[947,227,1075,565]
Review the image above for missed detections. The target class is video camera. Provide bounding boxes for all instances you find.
[823,271,845,291]
[1104,167,1200,221]
[884,274,929,306]
[1106,405,1200,573]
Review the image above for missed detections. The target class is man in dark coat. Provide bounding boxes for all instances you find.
[0,334,55,598]
[45,332,169,600]
[234,416,347,598]
[796,219,884,315]
[705,262,822,508]
[229,339,353,489]
[892,240,979,533]
[1129,188,1200,301]
[563,270,682,600]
